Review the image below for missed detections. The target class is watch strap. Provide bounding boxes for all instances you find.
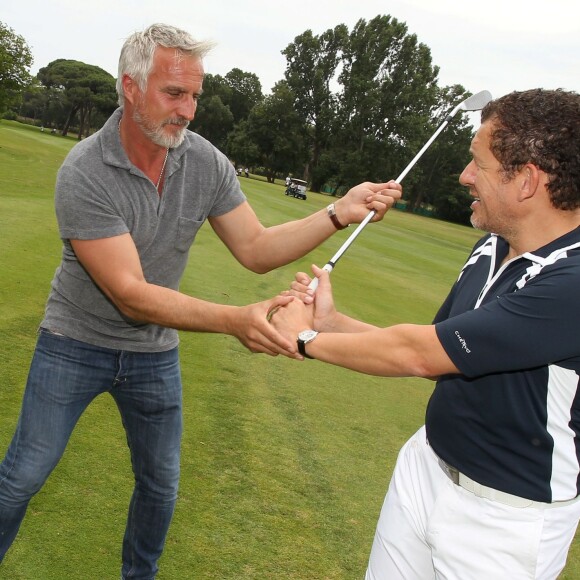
[327,203,348,230]
[297,339,314,359]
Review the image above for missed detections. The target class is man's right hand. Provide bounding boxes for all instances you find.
[231,295,301,358]
[281,265,339,333]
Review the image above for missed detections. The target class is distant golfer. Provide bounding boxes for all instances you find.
[0,23,401,578]
[271,89,580,579]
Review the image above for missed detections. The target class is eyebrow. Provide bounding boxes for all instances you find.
[163,86,204,98]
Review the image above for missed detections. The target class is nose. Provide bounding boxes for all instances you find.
[177,95,197,122]
[459,160,476,187]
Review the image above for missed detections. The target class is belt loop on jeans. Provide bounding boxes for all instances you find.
[433,448,579,509]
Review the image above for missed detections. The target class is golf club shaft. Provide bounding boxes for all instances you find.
[307,120,450,292]
[394,118,450,183]
[306,90,492,292]
[308,116,450,290]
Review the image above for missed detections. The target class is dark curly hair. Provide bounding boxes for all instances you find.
[481,89,580,210]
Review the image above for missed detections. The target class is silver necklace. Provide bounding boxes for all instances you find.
[118,118,169,191]
[155,148,169,191]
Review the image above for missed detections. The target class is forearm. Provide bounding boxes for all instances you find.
[213,182,400,273]
[303,324,457,378]
[68,234,294,355]
[244,207,339,272]
[112,280,239,334]
[319,311,379,334]
[115,280,296,356]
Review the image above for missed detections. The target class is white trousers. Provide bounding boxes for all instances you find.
[365,426,580,580]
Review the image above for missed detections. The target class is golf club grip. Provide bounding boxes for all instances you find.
[307,263,334,291]
[307,277,319,292]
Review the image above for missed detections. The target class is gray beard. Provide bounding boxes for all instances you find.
[133,108,188,149]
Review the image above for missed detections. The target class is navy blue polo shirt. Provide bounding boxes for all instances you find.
[428,227,580,503]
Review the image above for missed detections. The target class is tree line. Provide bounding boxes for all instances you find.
[1,16,476,224]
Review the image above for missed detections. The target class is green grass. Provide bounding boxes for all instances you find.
[1,120,579,578]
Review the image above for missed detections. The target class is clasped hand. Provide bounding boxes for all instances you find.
[268,265,336,351]
[337,181,402,225]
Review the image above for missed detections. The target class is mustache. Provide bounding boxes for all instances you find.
[163,118,189,127]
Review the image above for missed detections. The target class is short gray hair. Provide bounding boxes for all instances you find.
[116,23,215,106]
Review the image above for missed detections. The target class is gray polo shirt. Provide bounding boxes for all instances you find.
[42,108,246,352]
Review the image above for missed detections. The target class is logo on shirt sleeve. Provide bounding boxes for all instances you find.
[454,331,471,354]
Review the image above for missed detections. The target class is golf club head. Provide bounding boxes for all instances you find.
[459,90,493,112]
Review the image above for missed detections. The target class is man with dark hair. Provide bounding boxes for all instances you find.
[271,89,580,579]
[0,23,400,578]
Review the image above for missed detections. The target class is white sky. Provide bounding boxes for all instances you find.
[4,0,580,106]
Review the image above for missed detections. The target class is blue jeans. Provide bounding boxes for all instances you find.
[0,329,182,579]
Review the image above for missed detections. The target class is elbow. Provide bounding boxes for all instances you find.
[232,232,281,274]
[236,254,274,275]
[104,284,149,323]
[112,296,146,322]
[118,302,147,322]
[407,353,441,379]
[250,263,274,275]
[395,324,453,378]
[410,353,456,379]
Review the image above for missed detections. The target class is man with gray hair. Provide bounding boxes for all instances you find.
[0,23,400,578]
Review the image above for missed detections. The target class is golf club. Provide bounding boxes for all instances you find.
[307,89,493,291]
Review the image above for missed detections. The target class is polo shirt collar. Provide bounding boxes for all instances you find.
[491,226,580,264]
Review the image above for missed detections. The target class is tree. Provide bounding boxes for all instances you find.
[192,93,234,151]
[224,68,263,124]
[406,85,475,224]
[226,119,260,168]
[0,21,33,114]
[196,73,232,106]
[281,16,446,194]
[193,69,263,150]
[37,59,117,138]
[245,82,306,182]
[18,81,71,130]
[334,15,440,187]
[283,25,348,191]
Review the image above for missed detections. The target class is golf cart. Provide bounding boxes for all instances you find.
[284,178,308,200]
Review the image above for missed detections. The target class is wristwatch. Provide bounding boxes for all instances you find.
[297,329,319,359]
[326,203,348,230]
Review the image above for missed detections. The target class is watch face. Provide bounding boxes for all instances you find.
[298,330,318,342]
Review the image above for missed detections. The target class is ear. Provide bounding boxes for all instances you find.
[121,74,140,106]
[517,163,542,202]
